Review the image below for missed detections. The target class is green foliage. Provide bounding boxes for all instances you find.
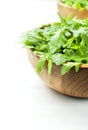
[61,0,88,10]
[21,14,88,75]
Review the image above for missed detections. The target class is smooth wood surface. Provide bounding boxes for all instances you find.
[57,0,88,19]
[27,49,88,98]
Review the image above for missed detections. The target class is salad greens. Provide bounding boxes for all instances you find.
[21,13,88,75]
[61,0,88,10]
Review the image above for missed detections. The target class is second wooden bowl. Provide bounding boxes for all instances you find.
[57,0,88,19]
[27,49,88,98]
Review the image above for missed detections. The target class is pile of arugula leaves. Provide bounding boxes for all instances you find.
[61,0,88,10]
[21,14,88,75]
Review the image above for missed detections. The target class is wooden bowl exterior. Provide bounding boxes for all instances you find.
[57,0,88,19]
[27,49,88,98]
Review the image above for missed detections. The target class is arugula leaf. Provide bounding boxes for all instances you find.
[21,14,88,75]
[57,12,69,29]
[48,30,62,53]
[61,0,88,10]
[36,54,48,74]
[61,62,80,75]
[48,59,52,75]
[52,53,68,65]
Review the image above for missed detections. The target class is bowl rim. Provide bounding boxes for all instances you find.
[27,48,88,69]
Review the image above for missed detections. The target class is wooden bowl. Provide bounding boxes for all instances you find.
[57,0,88,19]
[27,49,88,98]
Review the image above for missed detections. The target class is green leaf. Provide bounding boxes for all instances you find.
[57,12,69,29]
[48,30,62,53]
[61,0,88,10]
[75,63,80,72]
[21,14,88,75]
[52,53,68,65]
[48,59,52,75]
[36,54,48,74]
[61,62,80,75]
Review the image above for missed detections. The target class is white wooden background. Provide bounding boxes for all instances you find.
[0,0,88,130]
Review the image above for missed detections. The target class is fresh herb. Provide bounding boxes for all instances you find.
[21,13,88,75]
[61,0,88,10]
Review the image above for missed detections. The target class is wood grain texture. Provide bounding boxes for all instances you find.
[57,0,88,19]
[27,49,88,98]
